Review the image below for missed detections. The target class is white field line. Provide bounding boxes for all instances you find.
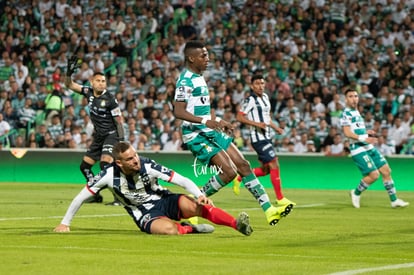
[0,203,324,222]
[326,262,414,275]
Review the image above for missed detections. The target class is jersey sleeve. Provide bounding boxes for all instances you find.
[80,86,91,97]
[144,158,174,182]
[60,165,114,226]
[174,77,194,103]
[339,110,351,127]
[240,96,255,115]
[60,187,93,226]
[87,167,113,194]
[174,85,191,102]
[109,97,122,117]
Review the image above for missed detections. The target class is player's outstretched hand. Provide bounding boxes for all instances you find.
[218,120,234,136]
[54,224,70,233]
[66,55,81,76]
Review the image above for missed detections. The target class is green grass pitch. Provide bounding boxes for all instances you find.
[0,183,413,275]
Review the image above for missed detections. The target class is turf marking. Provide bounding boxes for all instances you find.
[0,203,324,222]
[0,213,127,221]
[327,262,414,275]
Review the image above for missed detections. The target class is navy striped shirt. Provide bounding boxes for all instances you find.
[240,93,272,143]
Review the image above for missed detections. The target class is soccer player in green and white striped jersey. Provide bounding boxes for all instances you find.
[173,41,293,226]
[340,89,409,208]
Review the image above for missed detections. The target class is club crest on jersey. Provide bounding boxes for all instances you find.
[100,100,106,107]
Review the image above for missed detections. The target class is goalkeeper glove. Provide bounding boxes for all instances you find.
[66,55,81,77]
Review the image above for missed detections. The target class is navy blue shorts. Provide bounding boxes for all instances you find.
[251,140,277,164]
[133,193,183,234]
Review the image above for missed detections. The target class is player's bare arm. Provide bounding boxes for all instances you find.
[343,126,377,144]
[53,187,96,233]
[173,101,220,129]
[236,112,266,129]
[269,120,284,135]
[114,115,125,140]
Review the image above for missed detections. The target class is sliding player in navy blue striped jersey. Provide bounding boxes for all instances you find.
[54,142,252,236]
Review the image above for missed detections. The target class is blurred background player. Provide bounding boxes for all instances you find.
[173,41,293,226]
[340,89,409,208]
[65,56,124,205]
[236,74,295,206]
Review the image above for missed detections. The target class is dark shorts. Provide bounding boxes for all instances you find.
[134,193,183,234]
[86,132,119,161]
[251,140,277,164]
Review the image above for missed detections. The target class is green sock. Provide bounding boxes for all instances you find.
[384,180,397,201]
[354,180,369,195]
[242,173,272,211]
[201,175,227,196]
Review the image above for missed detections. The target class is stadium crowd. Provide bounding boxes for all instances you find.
[1,0,414,156]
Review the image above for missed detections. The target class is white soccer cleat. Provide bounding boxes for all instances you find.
[350,189,360,208]
[391,199,409,208]
[181,222,215,233]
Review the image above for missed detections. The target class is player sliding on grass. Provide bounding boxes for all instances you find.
[341,89,409,209]
[172,40,293,226]
[54,141,252,236]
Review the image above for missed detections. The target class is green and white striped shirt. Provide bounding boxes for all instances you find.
[174,69,212,143]
[340,107,374,154]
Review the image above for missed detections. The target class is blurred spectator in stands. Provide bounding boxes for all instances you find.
[399,92,413,113]
[44,89,64,126]
[12,56,29,83]
[74,61,93,85]
[48,114,63,141]
[324,133,345,156]
[376,135,395,156]
[0,55,14,83]
[14,134,25,148]
[389,116,410,154]
[89,51,104,73]
[16,97,36,130]
[294,132,309,154]
[11,89,26,111]
[306,140,317,153]
[319,122,335,151]
[382,91,399,117]
[69,0,82,18]
[0,89,8,112]
[163,130,182,151]
[0,112,11,143]
[177,16,197,41]
[110,14,126,36]
[75,109,94,139]
[308,126,322,152]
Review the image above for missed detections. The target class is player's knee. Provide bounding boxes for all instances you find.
[369,170,380,181]
[163,223,179,235]
[220,169,237,183]
[237,158,252,176]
